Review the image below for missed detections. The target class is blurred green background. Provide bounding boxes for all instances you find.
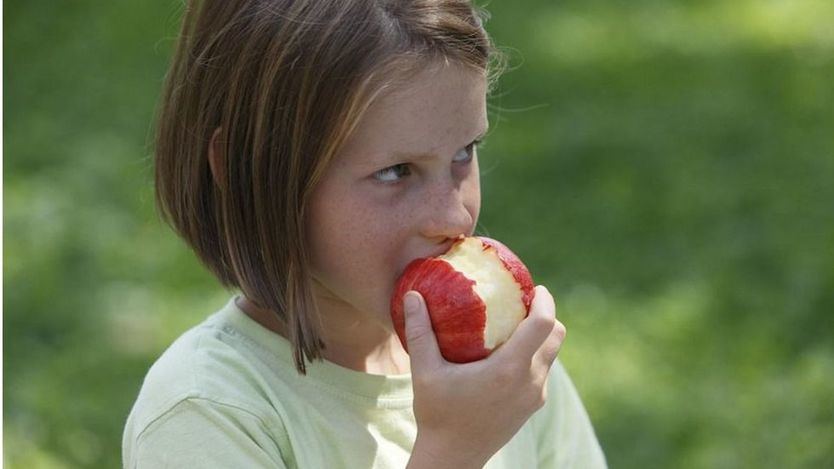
[5,0,834,467]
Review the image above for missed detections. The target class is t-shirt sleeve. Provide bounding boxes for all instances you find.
[531,360,608,468]
[125,397,288,469]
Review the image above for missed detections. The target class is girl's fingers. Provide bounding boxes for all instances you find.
[533,317,566,369]
[496,285,561,362]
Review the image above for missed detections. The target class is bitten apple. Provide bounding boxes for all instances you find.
[390,236,535,363]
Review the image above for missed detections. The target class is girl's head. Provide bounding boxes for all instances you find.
[154,0,504,373]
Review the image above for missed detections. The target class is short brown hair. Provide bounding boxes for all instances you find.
[154,0,504,373]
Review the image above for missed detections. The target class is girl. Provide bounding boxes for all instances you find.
[123,0,607,467]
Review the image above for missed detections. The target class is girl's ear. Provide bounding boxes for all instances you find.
[208,127,226,190]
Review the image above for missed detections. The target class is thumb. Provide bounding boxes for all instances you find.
[402,291,444,371]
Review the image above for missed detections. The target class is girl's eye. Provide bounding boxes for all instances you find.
[373,163,411,183]
[373,140,482,184]
[453,139,482,163]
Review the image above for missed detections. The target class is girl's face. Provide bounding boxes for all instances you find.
[307,63,488,329]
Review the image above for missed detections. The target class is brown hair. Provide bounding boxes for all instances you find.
[154,0,504,373]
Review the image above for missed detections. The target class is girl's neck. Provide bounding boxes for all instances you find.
[235,295,411,375]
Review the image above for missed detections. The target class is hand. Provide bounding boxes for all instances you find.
[404,285,566,469]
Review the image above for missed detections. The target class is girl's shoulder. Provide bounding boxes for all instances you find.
[124,298,295,438]
[122,301,294,467]
[526,360,608,468]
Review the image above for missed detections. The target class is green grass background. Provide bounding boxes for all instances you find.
[5,0,834,467]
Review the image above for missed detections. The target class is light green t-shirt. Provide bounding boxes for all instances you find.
[122,298,607,468]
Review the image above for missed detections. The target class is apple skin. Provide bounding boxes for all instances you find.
[390,236,535,363]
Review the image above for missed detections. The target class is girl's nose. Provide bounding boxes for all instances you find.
[419,182,476,241]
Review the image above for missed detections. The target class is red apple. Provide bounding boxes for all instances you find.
[390,236,535,363]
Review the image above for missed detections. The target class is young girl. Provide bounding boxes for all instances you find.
[123,1,606,467]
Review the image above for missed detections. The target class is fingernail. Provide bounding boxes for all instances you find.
[404,293,420,315]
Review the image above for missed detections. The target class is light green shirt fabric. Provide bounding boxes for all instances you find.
[123,298,607,468]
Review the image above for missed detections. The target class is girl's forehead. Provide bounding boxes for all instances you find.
[339,64,489,167]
